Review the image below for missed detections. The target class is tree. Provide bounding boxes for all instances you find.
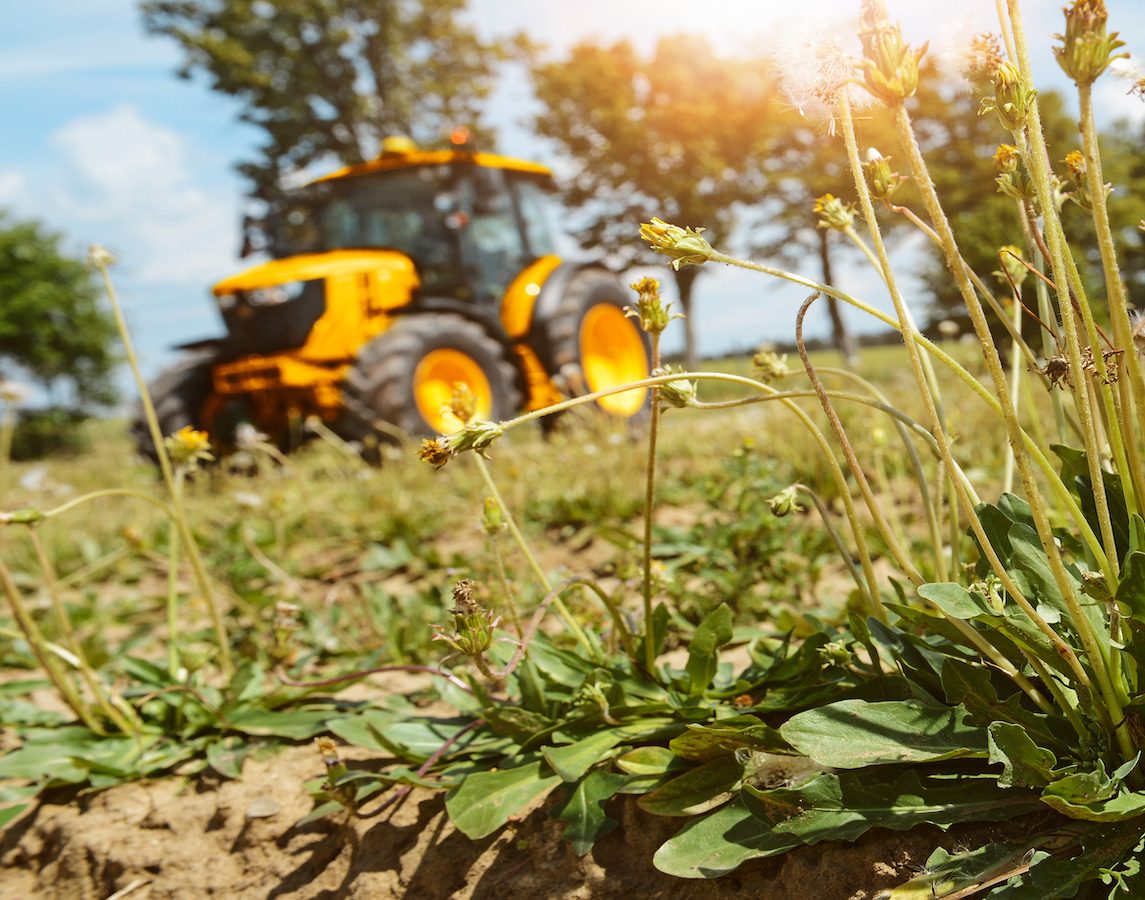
[141,0,515,236]
[749,108,904,365]
[0,214,118,408]
[530,35,776,369]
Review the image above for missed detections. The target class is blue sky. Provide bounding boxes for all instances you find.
[3,0,1144,392]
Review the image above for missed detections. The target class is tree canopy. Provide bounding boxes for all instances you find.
[530,35,776,367]
[0,214,118,408]
[141,0,515,226]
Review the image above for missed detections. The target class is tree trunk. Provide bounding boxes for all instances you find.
[818,229,859,368]
[674,267,701,371]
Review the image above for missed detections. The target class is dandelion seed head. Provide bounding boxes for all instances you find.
[773,21,872,134]
[932,18,1000,90]
[1110,55,1145,99]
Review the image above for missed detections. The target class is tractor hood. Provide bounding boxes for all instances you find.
[212,249,418,296]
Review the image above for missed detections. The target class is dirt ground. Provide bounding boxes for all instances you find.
[0,734,1044,900]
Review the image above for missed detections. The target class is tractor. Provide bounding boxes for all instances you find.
[134,134,651,460]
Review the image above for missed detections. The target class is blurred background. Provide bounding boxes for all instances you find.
[2,0,1144,413]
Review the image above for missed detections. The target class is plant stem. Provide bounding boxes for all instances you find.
[1077,81,1145,503]
[166,469,184,677]
[0,556,101,731]
[894,69,1125,739]
[641,332,663,671]
[92,257,233,676]
[796,294,922,594]
[470,454,596,659]
[27,528,138,734]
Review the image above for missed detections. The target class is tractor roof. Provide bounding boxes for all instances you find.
[313,150,553,185]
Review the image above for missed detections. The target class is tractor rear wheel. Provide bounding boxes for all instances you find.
[131,351,216,464]
[339,313,522,455]
[533,268,650,423]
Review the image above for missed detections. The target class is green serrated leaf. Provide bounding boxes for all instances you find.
[222,706,334,739]
[329,712,475,760]
[745,770,1043,846]
[780,699,987,768]
[1117,552,1145,621]
[483,706,555,744]
[918,582,982,619]
[445,756,561,839]
[684,603,734,697]
[542,730,625,782]
[987,722,1057,788]
[1041,767,1145,822]
[615,746,687,776]
[552,770,630,856]
[638,754,742,816]
[941,658,1060,748]
[652,797,798,878]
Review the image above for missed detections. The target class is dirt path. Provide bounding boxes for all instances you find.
[1,739,1033,900]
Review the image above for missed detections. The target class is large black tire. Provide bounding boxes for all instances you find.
[131,352,216,463]
[338,313,522,454]
[531,268,651,425]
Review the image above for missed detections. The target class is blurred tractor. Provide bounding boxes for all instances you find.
[134,134,650,460]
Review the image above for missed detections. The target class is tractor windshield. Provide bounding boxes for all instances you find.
[269,163,558,304]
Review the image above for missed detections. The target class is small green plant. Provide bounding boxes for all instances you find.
[322,0,1145,893]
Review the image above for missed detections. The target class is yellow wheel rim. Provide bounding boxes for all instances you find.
[414,348,494,433]
[579,303,649,417]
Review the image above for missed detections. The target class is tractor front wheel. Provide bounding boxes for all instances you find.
[339,313,522,457]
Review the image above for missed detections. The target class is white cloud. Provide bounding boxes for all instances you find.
[0,171,25,206]
[45,104,239,284]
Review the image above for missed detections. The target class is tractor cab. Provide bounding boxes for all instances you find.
[264,142,560,308]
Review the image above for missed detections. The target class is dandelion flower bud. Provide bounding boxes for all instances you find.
[768,484,805,518]
[979,62,1037,133]
[446,381,478,426]
[418,419,505,468]
[752,350,791,384]
[626,277,677,335]
[481,496,505,534]
[859,0,927,105]
[862,149,903,203]
[432,579,501,659]
[165,426,214,469]
[639,218,715,270]
[1060,149,1110,211]
[1054,0,1126,86]
[87,245,115,268]
[653,366,696,409]
[813,193,856,231]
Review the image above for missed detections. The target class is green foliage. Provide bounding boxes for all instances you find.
[140,0,515,222]
[529,35,775,365]
[0,214,117,408]
[9,408,92,460]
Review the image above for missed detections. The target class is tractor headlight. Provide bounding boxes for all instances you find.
[245,283,303,306]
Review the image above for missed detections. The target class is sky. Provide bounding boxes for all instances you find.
[3,0,1145,395]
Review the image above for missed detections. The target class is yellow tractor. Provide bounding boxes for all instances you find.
[135,136,651,459]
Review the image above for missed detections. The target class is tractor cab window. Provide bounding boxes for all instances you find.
[509,177,558,258]
[308,166,466,296]
[459,167,528,304]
